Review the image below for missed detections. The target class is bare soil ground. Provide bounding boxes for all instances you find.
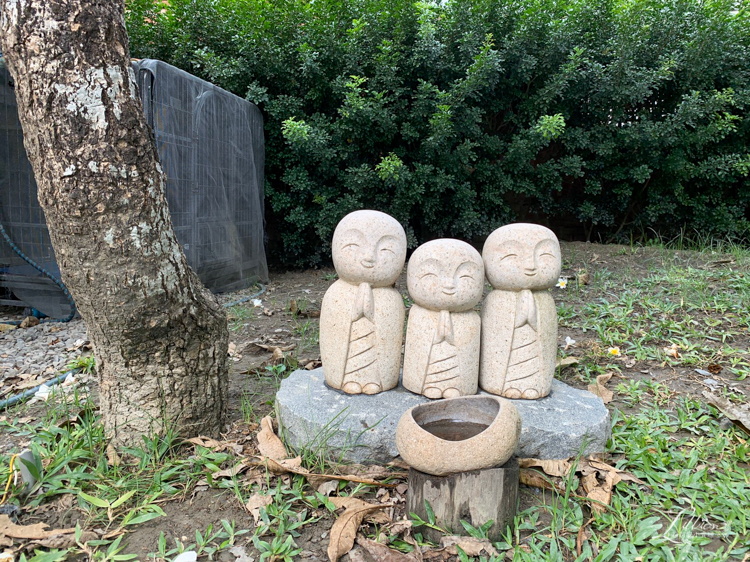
[1,241,748,561]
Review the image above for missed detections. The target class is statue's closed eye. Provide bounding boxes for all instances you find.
[380,247,395,255]
[501,253,517,261]
[420,272,437,279]
[343,243,359,250]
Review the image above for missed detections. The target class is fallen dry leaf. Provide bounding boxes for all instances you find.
[518,458,572,478]
[440,536,499,557]
[585,471,617,514]
[271,347,285,364]
[356,535,418,562]
[317,480,339,496]
[304,360,322,370]
[367,510,392,525]
[588,373,614,404]
[422,548,452,561]
[663,343,682,359]
[212,461,252,479]
[0,515,74,539]
[703,391,750,436]
[11,378,44,391]
[257,456,305,475]
[580,473,599,494]
[33,530,97,550]
[579,457,645,485]
[519,469,567,493]
[328,501,390,562]
[387,519,412,537]
[707,363,722,375]
[377,490,391,504]
[106,444,121,467]
[19,316,40,329]
[245,493,273,524]
[329,497,374,511]
[257,416,288,460]
[556,356,579,370]
[185,436,224,450]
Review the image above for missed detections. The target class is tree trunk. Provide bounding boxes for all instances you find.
[0,0,229,446]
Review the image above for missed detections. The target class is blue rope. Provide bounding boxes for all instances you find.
[0,220,76,324]
[223,283,266,308]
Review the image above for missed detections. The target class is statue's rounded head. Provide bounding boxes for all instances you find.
[332,210,407,287]
[407,239,484,312]
[483,223,561,291]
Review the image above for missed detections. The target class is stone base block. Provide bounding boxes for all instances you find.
[275,368,610,464]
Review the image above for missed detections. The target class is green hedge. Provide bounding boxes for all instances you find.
[126,0,750,265]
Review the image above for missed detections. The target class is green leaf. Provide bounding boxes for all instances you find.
[79,491,110,508]
[424,501,436,525]
[110,489,136,509]
[122,511,165,526]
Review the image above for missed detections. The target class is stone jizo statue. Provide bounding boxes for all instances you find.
[320,210,407,394]
[403,239,484,399]
[480,223,561,399]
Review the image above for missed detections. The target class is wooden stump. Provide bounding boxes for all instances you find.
[407,458,519,542]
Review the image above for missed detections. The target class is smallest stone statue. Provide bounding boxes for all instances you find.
[403,239,484,399]
[320,210,407,395]
[480,223,561,399]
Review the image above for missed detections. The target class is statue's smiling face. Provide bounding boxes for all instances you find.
[332,211,407,287]
[483,224,561,291]
[407,240,484,312]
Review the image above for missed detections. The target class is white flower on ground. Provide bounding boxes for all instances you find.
[252,299,262,307]
[564,336,576,350]
[607,347,621,357]
[556,278,568,289]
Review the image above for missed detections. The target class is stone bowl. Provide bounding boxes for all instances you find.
[395,395,521,476]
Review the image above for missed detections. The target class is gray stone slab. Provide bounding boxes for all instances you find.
[275,368,611,464]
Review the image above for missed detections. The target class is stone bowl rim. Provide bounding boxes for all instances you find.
[408,394,503,444]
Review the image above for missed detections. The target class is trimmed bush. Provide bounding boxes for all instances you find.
[126,0,750,265]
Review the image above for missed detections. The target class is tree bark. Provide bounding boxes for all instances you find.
[0,0,229,446]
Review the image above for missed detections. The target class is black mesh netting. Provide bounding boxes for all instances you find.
[0,58,268,317]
